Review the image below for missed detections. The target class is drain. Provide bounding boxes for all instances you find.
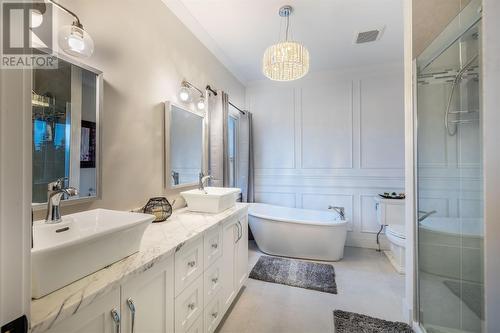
[55,227,70,233]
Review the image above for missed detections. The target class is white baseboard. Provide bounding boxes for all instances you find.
[346,235,390,250]
[402,298,413,324]
[412,322,424,333]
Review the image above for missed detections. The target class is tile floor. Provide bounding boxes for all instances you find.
[217,241,405,333]
[419,272,483,333]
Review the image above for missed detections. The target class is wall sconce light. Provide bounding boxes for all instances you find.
[49,0,94,57]
[179,80,206,110]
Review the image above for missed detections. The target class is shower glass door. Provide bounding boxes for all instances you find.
[416,1,483,332]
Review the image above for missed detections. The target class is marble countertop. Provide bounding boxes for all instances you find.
[31,204,248,333]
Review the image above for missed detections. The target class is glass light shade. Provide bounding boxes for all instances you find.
[179,86,191,102]
[30,10,43,28]
[197,97,206,110]
[58,24,94,58]
[262,41,310,81]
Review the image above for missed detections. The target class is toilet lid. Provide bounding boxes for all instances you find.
[387,225,405,239]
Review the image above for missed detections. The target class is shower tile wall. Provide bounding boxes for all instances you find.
[246,64,405,249]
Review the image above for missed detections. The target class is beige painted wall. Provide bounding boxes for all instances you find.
[36,0,245,217]
[413,0,471,57]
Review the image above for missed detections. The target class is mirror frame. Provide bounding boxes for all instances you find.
[164,101,207,190]
[32,52,103,211]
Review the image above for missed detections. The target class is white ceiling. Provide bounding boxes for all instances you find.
[163,0,404,83]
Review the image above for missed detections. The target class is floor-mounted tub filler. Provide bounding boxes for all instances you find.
[248,203,348,261]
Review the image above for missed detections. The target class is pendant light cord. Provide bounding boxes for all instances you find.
[285,15,290,41]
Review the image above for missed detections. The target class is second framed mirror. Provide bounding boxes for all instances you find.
[164,102,206,189]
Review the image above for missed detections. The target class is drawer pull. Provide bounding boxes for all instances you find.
[211,312,218,319]
[187,261,196,268]
[211,277,218,284]
[188,302,195,310]
[211,243,218,249]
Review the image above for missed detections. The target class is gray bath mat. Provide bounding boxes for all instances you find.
[334,310,413,333]
[249,255,337,294]
[443,280,484,319]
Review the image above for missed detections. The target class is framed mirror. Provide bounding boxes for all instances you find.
[32,54,102,208]
[165,102,205,189]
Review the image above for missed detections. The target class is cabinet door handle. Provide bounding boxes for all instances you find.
[212,277,218,284]
[211,312,218,319]
[237,221,243,242]
[187,260,196,268]
[110,308,120,333]
[188,302,195,311]
[234,222,240,243]
[211,243,218,249]
[127,298,136,333]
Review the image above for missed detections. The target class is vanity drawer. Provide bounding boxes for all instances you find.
[204,291,223,333]
[186,311,204,333]
[175,236,204,296]
[175,274,204,333]
[204,257,223,306]
[204,225,222,269]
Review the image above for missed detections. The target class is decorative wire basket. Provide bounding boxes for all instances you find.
[142,197,173,223]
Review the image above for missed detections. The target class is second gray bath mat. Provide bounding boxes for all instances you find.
[333,310,414,333]
[249,255,337,294]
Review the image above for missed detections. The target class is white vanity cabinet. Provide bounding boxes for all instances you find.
[221,212,248,312]
[121,255,175,333]
[235,214,249,291]
[44,256,174,333]
[45,289,120,333]
[36,206,248,333]
[176,212,248,333]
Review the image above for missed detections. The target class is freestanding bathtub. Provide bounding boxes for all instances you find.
[248,203,348,261]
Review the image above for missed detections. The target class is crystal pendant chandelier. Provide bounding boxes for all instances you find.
[262,5,310,81]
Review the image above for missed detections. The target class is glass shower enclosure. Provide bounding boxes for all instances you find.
[416,1,483,332]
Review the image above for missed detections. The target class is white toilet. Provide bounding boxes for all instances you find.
[375,197,406,274]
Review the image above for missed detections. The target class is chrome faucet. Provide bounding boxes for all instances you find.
[45,178,78,224]
[328,206,345,220]
[198,172,213,192]
[418,210,437,222]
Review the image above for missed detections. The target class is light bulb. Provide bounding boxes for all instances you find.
[197,97,206,110]
[68,34,85,52]
[30,10,43,28]
[179,86,191,102]
[59,24,94,57]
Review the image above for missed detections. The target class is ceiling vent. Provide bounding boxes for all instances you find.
[354,28,384,44]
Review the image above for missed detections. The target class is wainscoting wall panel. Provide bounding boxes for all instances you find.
[252,88,296,170]
[247,64,405,249]
[301,82,353,169]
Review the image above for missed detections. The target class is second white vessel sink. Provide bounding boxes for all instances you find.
[32,209,154,298]
[181,187,241,213]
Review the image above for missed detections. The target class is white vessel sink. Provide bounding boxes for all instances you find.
[31,209,154,298]
[181,187,241,213]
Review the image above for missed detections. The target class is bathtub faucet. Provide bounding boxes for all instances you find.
[418,210,437,222]
[328,206,345,220]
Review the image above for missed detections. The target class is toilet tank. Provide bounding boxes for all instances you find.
[375,197,405,226]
